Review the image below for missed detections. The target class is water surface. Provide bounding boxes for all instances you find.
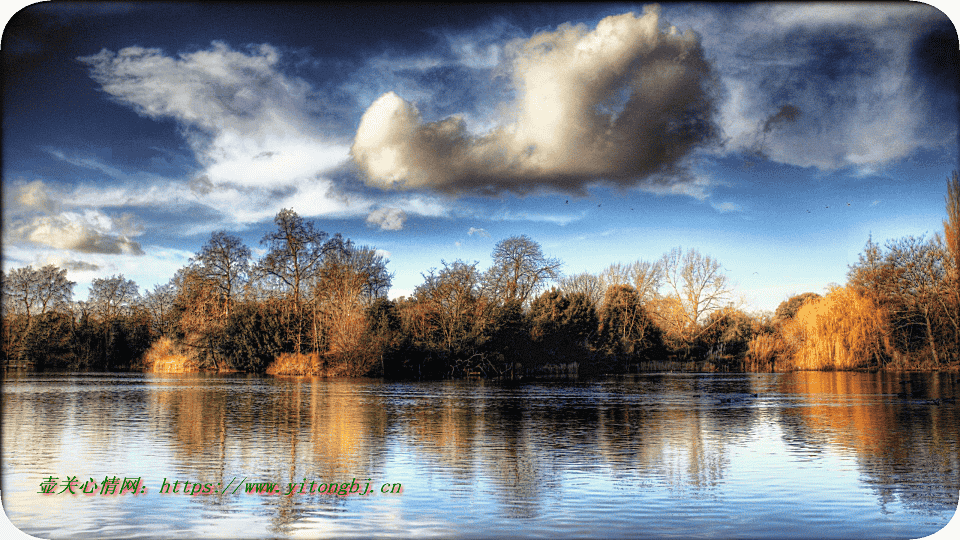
[2,371,958,538]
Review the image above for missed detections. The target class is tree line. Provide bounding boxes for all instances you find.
[3,173,958,376]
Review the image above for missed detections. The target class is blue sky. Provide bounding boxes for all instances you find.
[3,2,958,312]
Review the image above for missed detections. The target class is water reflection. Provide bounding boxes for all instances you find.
[2,372,957,538]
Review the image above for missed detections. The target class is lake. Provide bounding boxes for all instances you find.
[2,371,958,539]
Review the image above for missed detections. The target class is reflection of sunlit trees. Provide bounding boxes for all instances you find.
[778,372,960,513]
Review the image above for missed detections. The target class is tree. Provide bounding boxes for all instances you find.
[256,208,346,352]
[784,285,889,370]
[484,235,561,305]
[413,260,487,356]
[601,259,663,304]
[141,283,177,337]
[849,234,951,365]
[191,231,251,316]
[529,289,598,370]
[257,208,344,305]
[941,171,959,360]
[597,285,662,370]
[88,275,139,320]
[556,271,605,306]
[2,265,75,320]
[773,292,821,324]
[657,247,732,335]
[884,235,948,364]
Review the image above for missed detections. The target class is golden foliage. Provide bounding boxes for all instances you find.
[745,332,795,372]
[266,352,319,376]
[144,336,199,373]
[784,285,889,370]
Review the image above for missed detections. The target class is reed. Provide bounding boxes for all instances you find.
[266,352,320,376]
[144,336,199,373]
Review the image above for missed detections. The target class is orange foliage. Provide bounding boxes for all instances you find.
[783,285,889,370]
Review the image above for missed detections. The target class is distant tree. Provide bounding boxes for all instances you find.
[597,284,662,370]
[556,271,605,306]
[657,247,732,336]
[884,235,948,364]
[484,235,561,305]
[191,231,251,316]
[529,289,598,370]
[414,259,487,356]
[699,307,758,369]
[256,208,347,352]
[88,275,139,320]
[849,234,950,365]
[2,265,75,320]
[773,292,821,324]
[140,283,177,337]
[601,259,663,304]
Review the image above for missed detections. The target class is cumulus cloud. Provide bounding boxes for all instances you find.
[351,7,719,195]
[467,227,490,237]
[366,207,407,230]
[13,180,59,213]
[8,210,145,255]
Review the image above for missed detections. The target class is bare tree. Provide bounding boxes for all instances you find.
[191,231,251,316]
[255,208,346,353]
[313,243,392,355]
[415,260,487,353]
[942,171,959,356]
[88,275,139,320]
[884,235,947,364]
[658,247,732,335]
[484,235,561,305]
[2,265,75,320]
[556,271,605,306]
[141,283,177,336]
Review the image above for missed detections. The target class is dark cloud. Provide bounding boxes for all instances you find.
[763,104,800,133]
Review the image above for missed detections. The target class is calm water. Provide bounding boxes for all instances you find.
[2,371,958,539]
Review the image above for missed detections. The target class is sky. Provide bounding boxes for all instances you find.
[2,1,958,313]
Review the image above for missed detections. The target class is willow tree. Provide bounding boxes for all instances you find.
[784,286,889,370]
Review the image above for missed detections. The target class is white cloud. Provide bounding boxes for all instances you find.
[78,42,356,224]
[8,210,145,256]
[351,7,719,195]
[682,2,956,171]
[467,227,490,237]
[366,207,408,231]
